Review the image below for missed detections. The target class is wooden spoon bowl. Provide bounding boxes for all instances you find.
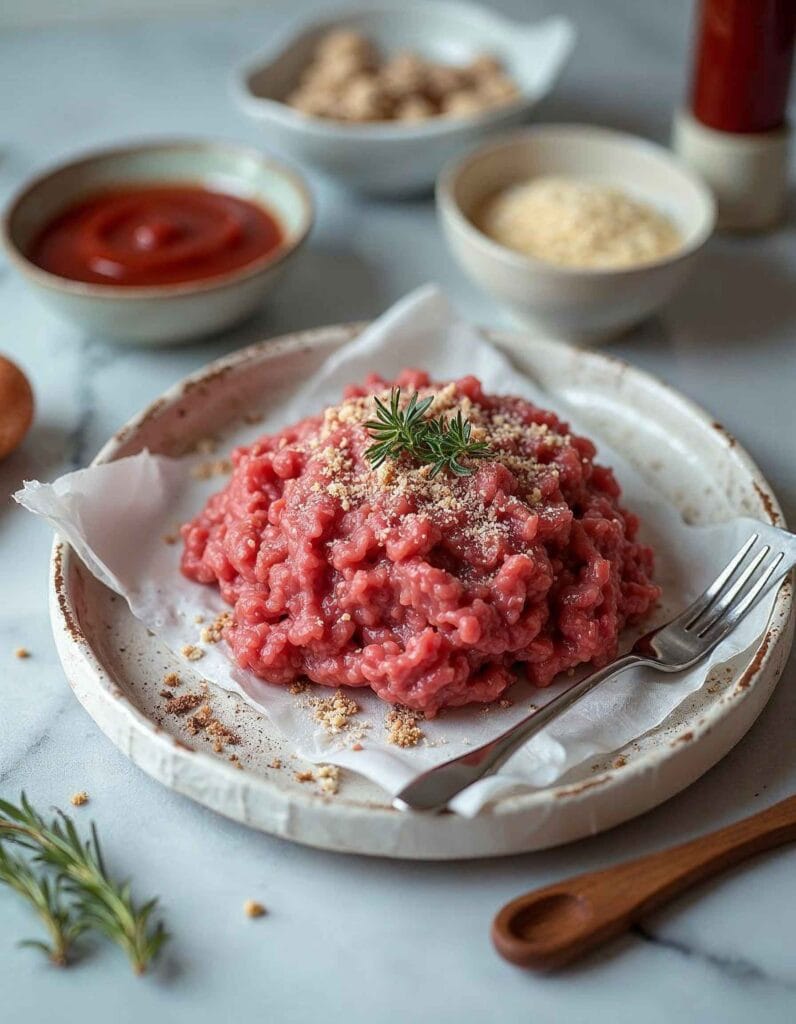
[493,794,796,970]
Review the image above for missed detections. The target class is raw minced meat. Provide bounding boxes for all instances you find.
[180,370,659,716]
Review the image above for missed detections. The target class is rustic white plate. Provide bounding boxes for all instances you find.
[50,325,793,859]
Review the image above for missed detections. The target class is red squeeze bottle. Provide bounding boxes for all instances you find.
[673,0,796,230]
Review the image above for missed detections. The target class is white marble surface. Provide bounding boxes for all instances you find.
[1,2,795,1021]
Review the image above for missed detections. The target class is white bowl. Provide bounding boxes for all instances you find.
[233,2,574,196]
[2,140,314,346]
[437,125,716,344]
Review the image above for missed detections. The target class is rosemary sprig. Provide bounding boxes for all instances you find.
[0,842,85,966]
[364,388,435,469]
[365,387,492,477]
[0,794,168,974]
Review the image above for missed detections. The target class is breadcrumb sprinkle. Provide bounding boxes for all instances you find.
[200,611,232,645]
[312,690,360,735]
[311,384,559,550]
[181,644,204,662]
[13,647,30,659]
[244,900,266,918]
[165,691,206,715]
[385,707,424,748]
[317,764,340,794]
[185,702,240,751]
[70,791,89,807]
[191,458,233,480]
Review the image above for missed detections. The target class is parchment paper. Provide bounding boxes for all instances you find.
[16,286,792,816]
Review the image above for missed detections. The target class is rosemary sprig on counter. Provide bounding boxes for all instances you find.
[0,794,168,974]
[0,842,85,966]
[365,387,492,477]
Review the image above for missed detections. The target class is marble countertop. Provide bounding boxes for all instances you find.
[1,2,795,1021]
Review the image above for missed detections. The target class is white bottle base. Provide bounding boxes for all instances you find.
[672,109,790,231]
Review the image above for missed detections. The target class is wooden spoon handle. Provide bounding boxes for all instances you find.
[492,794,796,971]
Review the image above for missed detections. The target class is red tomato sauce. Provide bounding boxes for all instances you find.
[29,184,284,286]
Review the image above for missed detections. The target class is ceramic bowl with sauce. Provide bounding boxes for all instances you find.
[437,125,716,345]
[2,141,313,345]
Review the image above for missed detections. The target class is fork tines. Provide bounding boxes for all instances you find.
[684,533,789,642]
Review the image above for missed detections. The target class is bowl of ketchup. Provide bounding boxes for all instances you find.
[2,140,313,344]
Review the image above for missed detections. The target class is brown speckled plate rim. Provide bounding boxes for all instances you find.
[50,323,794,831]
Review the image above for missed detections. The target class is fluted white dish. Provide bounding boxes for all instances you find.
[233,2,575,195]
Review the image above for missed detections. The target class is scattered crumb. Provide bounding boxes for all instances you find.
[312,690,360,735]
[194,614,205,624]
[162,532,179,545]
[162,672,181,688]
[269,758,283,770]
[351,742,363,752]
[13,647,30,659]
[385,706,424,748]
[205,717,240,751]
[185,703,240,751]
[317,764,340,795]
[294,769,315,783]
[228,754,243,770]
[165,691,206,716]
[498,698,513,709]
[181,644,204,662]
[191,458,233,480]
[244,900,266,919]
[186,703,214,733]
[70,791,89,807]
[288,681,307,695]
[193,436,218,456]
[613,755,627,768]
[243,411,264,425]
[200,611,232,645]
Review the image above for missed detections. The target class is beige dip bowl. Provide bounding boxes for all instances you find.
[437,125,716,344]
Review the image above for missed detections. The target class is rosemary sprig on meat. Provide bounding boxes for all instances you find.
[365,387,492,477]
[0,794,168,974]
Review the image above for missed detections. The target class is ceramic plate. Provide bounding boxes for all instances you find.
[50,325,794,858]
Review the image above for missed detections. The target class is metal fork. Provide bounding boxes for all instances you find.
[393,531,793,813]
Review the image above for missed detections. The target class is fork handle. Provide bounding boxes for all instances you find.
[393,654,640,812]
[492,794,796,970]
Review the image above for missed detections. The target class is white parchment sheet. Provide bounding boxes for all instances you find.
[16,286,792,816]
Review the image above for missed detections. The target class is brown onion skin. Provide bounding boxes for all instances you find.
[0,355,34,460]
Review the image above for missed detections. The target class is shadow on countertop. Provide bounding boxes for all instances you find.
[669,242,796,352]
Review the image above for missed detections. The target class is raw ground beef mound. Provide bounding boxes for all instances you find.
[180,370,659,716]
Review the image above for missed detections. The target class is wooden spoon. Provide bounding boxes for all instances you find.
[492,794,796,971]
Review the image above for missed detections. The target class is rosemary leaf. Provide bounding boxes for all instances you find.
[0,842,85,966]
[0,794,168,975]
[365,387,492,477]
